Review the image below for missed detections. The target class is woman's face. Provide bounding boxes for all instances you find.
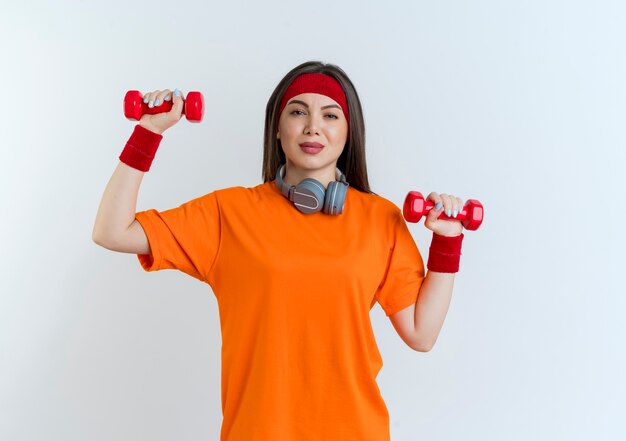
[276,92,349,179]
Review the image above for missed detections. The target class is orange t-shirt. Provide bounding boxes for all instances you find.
[135,180,425,441]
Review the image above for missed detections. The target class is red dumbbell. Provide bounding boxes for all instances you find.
[123,90,204,122]
[403,191,484,231]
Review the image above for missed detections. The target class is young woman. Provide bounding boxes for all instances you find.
[93,60,465,441]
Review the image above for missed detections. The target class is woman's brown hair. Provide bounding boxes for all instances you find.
[262,60,375,195]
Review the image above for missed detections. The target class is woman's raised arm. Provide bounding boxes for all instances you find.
[92,88,186,254]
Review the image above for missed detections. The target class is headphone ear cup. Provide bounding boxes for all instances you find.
[324,181,348,215]
[293,179,326,214]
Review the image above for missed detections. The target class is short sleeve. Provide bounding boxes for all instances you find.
[134,191,221,284]
[375,208,425,316]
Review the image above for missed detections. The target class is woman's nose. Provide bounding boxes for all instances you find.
[304,114,321,134]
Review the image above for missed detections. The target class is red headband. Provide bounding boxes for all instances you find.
[277,73,350,130]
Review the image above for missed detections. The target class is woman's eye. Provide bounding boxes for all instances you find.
[290,110,338,119]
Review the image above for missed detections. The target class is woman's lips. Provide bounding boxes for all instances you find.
[299,142,324,154]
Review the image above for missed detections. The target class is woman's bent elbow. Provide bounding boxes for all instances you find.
[92,230,112,249]
[92,222,150,255]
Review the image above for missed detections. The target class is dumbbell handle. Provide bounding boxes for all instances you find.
[143,99,179,115]
[423,200,467,219]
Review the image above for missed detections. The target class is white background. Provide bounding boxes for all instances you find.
[1,1,624,440]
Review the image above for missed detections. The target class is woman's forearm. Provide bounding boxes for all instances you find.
[92,161,144,244]
[413,271,455,351]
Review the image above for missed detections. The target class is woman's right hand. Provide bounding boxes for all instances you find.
[138,88,186,135]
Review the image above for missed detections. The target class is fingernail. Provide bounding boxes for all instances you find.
[143,96,149,103]
[446,209,451,217]
[154,99,160,106]
[435,201,442,210]
[175,88,181,97]
[148,100,154,108]
[164,94,171,101]
[452,209,458,218]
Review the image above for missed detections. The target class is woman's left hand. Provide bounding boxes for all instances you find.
[423,192,464,237]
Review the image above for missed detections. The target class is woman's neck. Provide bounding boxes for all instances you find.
[283,163,338,189]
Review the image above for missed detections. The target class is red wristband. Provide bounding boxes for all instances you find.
[119,124,163,172]
[427,232,464,273]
